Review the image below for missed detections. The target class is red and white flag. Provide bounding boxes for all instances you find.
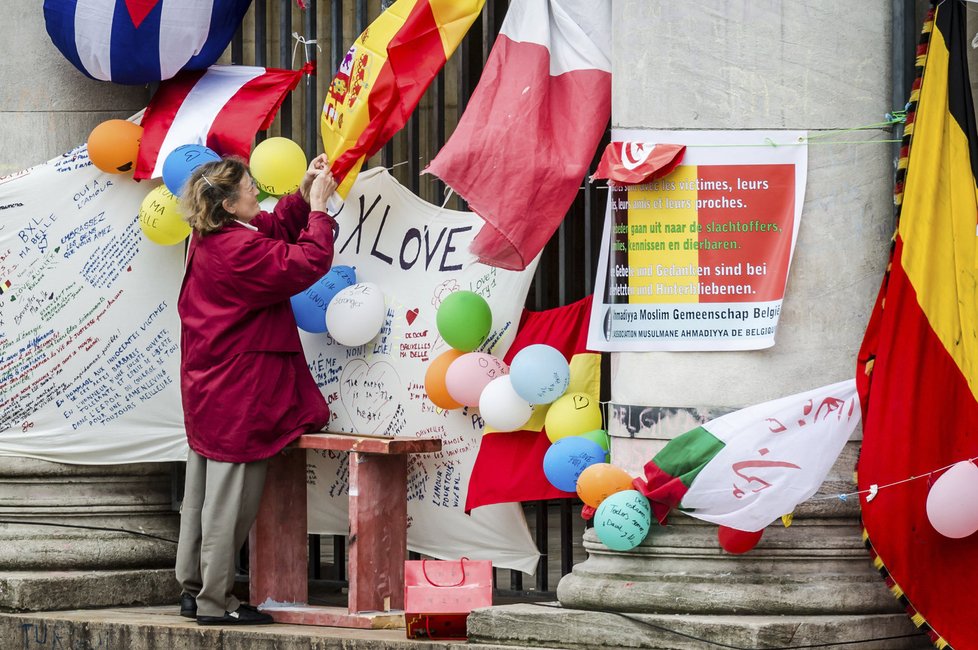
[592,142,687,185]
[425,0,612,271]
[134,65,303,180]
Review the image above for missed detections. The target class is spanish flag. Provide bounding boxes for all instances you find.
[321,0,484,201]
[857,2,978,647]
[465,295,600,511]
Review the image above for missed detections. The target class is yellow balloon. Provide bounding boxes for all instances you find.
[544,392,603,443]
[250,137,307,196]
[138,185,190,246]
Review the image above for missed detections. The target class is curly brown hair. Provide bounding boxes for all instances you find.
[180,157,249,235]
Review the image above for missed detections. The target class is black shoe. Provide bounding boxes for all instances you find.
[197,605,274,626]
[179,593,197,619]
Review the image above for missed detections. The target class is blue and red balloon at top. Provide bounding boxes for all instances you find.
[44,0,251,84]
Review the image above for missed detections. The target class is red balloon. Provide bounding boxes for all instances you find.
[717,526,764,554]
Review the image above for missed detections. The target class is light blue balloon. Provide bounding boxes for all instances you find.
[509,344,570,405]
[291,265,356,333]
[594,489,652,551]
[162,144,221,196]
[542,436,607,492]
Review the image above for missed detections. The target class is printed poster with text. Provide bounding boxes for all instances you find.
[588,129,807,351]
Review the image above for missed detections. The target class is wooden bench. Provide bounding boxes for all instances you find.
[248,433,442,628]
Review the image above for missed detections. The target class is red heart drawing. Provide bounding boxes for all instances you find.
[126,266,132,272]
[405,307,419,325]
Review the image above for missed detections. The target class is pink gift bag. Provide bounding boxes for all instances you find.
[404,557,493,640]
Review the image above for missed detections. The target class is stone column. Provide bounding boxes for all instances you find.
[553,0,923,646]
[0,1,178,612]
[471,1,929,647]
[0,459,180,610]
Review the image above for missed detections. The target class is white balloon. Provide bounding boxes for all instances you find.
[259,195,279,212]
[479,376,533,432]
[324,282,387,347]
[925,460,978,539]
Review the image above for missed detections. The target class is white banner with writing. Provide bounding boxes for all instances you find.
[0,145,187,463]
[297,168,541,572]
[0,149,540,571]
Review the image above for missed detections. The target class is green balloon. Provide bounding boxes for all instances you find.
[436,291,492,352]
[256,189,270,202]
[581,429,610,451]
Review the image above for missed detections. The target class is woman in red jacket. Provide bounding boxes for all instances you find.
[174,155,338,625]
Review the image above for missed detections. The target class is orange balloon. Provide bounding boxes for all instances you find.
[576,463,635,508]
[425,349,465,410]
[87,119,143,174]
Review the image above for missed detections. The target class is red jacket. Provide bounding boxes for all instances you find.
[178,193,335,462]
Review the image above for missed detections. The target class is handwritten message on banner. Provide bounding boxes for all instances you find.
[0,144,187,463]
[301,168,540,573]
[588,130,808,351]
[0,151,539,570]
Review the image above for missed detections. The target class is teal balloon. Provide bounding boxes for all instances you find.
[291,265,357,333]
[594,489,652,551]
[436,290,492,352]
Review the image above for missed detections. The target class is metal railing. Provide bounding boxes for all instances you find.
[223,0,609,598]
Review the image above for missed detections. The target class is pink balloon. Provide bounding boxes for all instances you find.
[926,460,978,539]
[445,353,508,407]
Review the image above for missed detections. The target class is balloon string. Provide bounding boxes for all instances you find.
[601,401,978,504]
[291,32,322,68]
[805,455,978,503]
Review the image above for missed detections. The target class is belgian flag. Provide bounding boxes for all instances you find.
[857,1,978,647]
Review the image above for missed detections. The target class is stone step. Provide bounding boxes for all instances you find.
[0,606,566,650]
[467,604,932,650]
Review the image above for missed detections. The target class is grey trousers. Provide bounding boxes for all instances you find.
[175,449,269,617]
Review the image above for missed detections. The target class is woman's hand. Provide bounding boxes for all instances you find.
[309,169,339,214]
[300,154,331,202]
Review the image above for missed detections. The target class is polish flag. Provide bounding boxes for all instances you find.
[134,65,303,180]
[426,0,612,271]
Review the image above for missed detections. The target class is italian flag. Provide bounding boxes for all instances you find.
[634,379,859,533]
[321,0,484,201]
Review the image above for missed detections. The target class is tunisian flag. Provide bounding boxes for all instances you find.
[322,0,485,202]
[426,0,612,271]
[466,295,600,511]
[857,2,978,647]
[134,65,302,180]
[592,142,687,185]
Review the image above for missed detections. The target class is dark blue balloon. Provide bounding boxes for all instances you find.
[162,144,220,196]
[543,436,608,492]
[291,265,357,333]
